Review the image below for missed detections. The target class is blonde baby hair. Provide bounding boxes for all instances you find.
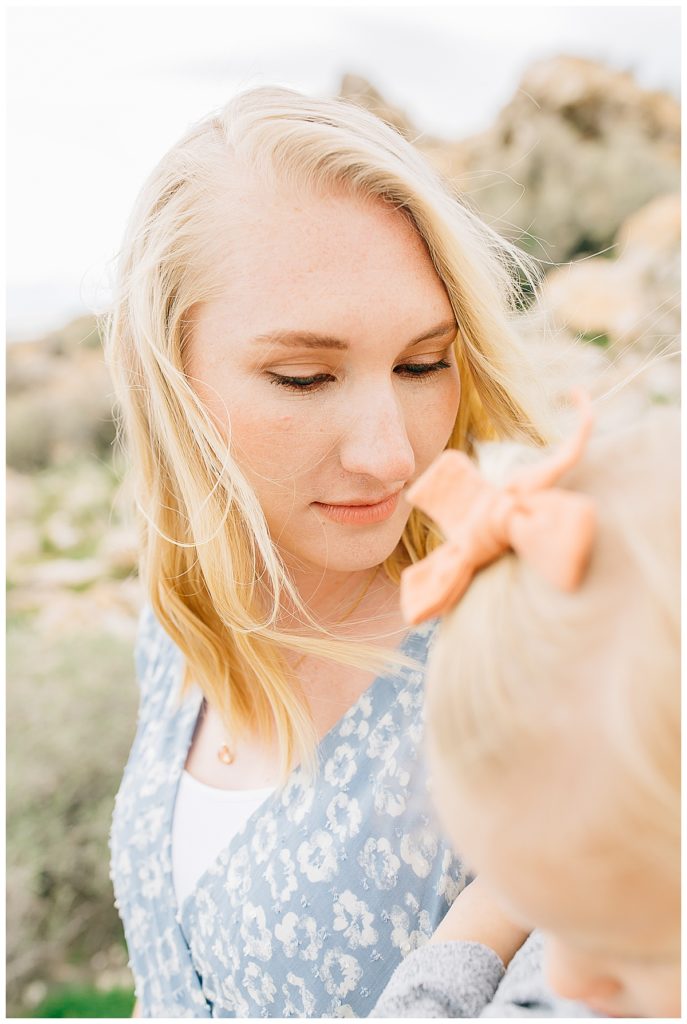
[104,85,561,779]
[426,407,680,877]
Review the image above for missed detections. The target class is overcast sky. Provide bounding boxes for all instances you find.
[6,3,681,339]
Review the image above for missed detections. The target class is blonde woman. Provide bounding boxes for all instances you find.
[107,87,559,1017]
[373,408,679,1017]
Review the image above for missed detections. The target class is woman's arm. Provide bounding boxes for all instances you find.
[370,882,594,1018]
[131,998,140,1017]
[370,878,528,1018]
[430,876,529,966]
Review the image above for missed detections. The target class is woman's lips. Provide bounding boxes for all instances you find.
[312,491,401,525]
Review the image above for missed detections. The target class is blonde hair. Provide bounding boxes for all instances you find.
[427,408,680,874]
[104,85,559,780]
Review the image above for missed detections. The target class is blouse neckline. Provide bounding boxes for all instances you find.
[165,623,427,926]
[179,769,276,801]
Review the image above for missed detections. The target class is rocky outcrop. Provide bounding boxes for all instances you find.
[341,56,680,263]
[340,74,424,141]
[7,315,115,470]
[534,190,680,417]
[539,192,680,347]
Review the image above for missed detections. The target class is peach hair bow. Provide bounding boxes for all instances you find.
[400,392,597,625]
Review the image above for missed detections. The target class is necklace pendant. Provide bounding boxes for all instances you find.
[217,743,235,766]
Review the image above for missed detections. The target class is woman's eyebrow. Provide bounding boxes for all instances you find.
[250,320,458,351]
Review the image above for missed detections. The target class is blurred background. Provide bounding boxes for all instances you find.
[6,3,681,1017]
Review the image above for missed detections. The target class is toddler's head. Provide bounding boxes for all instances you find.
[419,409,680,1018]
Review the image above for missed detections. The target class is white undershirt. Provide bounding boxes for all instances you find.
[171,770,275,907]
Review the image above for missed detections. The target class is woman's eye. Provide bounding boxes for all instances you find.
[395,359,452,379]
[267,359,451,392]
[267,372,334,391]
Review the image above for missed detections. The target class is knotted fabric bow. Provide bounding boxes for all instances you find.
[400,392,597,625]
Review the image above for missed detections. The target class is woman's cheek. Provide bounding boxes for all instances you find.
[232,405,329,485]
[231,406,293,459]
[442,365,462,423]
[411,375,461,461]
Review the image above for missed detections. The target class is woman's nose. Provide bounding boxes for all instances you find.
[338,386,416,484]
[544,941,623,1007]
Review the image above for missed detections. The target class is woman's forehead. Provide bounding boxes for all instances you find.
[192,188,452,345]
[216,183,423,268]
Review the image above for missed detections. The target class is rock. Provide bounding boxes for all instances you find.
[7,317,116,471]
[452,56,679,261]
[6,469,38,520]
[339,74,420,140]
[7,316,103,396]
[7,523,40,564]
[22,980,48,1010]
[538,260,647,343]
[341,63,680,416]
[340,57,679,262]
[97,525,139,574]
[538,192,680,350]
[13,577,142,639]
[616,191,681,261]
[24,558,104,590]
[43,513,82,553]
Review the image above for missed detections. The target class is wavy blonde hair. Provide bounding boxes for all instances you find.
[427,408,680,875]
[104,86,558,779]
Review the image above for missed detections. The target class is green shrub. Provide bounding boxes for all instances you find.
[32,984,135,1018]
[7,617,139,1015]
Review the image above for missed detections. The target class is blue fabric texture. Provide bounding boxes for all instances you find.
[109,607,466,1017]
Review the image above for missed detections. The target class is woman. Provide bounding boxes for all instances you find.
[107,86,554,1017]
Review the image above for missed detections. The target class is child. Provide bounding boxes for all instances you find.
[372,400,680,1018]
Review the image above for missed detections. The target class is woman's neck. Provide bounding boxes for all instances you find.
[278,562,404,641]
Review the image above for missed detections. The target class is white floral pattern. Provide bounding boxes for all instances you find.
[109,607,464,1016]
[240,903,272,961]
[242,962,276,1007]
[251,815,278,864]
[387,892,434,956]
[400,823,439,878]
[281,972,316,1017]
[296,830,339,883]
[332,890,378,949]
[274,912,325,961]
[437,848,467,902]
[374,755,412,817]
[325,793,362,841]
[358,837,401,891]
[223,845,253,907]
[366,711,401,760]
[323,742,358,788]
[338,699,371,742]
[320,947,363,998]
[265,849,298,904]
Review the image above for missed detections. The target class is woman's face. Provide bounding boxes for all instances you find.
[186,183,461,575]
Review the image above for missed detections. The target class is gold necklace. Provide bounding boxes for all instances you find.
[214,652,307,766]
[217,742,235,766]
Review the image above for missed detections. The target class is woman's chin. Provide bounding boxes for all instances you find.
[277,522,407,578]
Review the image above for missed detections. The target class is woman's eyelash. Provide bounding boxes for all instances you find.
[268,372,334,391]
[268,359,452,391]
[397,359,451,378]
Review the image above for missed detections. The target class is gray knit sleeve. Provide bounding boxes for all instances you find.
[480,932,595,1018]
[370,932,596,1018]
[370,940,505,1017]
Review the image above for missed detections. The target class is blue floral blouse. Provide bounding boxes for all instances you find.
[109,606,466,1017]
